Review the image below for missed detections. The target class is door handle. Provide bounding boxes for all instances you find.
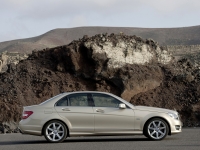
[62,108,70,111]
[96,109,104,113]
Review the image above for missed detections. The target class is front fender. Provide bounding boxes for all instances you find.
[140,112,172,130]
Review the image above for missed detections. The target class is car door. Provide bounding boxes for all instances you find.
[92,93,135,133]
[54,93,94,133]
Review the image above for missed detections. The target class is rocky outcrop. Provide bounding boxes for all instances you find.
[0,33,199,129]
[131,58,200,126]
[0,51,28,73]
[58,34,172,100]
[84,36,172,68]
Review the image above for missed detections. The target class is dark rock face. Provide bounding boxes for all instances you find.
[130,58,200,127]
[0,122,20,133]
[0,34,199,130]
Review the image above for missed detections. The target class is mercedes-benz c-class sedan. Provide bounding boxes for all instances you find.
[19,91,182,143]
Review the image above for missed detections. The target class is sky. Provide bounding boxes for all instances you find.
[1,0,200,42]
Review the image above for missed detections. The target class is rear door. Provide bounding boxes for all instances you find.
[55,93,94,133]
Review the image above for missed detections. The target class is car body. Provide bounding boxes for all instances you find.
[19,91,182,142]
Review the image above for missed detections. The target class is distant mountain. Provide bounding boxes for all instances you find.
[1,26,200,53]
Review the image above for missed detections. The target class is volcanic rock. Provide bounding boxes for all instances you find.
[0,33,199,130]
[0,51,28,73]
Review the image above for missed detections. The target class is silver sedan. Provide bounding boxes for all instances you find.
[19,91,182,143]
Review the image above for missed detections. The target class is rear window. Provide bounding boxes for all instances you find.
[56,96,68,106]
[39,93,65,105]
[56,93,88,106]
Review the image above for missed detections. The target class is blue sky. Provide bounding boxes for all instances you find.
[0,0,200,42]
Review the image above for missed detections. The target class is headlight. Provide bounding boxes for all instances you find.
[168,112,179,120]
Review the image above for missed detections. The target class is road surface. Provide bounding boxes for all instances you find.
[0,128,199,150]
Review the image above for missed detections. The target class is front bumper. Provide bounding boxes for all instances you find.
[170,119,183,134]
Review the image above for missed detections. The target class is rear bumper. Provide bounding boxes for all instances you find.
[18,119,42,136]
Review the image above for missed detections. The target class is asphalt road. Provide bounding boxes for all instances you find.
[0,128,199,150]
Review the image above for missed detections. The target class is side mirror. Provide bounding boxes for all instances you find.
[119,103,126,109]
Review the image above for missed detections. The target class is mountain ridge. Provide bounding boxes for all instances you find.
[1,26,200,53]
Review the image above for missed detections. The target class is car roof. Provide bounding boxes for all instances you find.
[64,91,113,94]
[40,91,134,108]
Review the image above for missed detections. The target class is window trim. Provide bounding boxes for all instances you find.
[55,92,131,108]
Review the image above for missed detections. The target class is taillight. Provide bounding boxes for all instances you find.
[22,111,33,119]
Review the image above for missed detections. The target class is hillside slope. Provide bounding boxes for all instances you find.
[1,26,200,53]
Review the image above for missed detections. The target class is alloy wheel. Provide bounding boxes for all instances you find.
[44,121,67,143]
[146,119,168,140]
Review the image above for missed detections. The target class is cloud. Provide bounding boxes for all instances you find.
[1,0,200,42]
[2,0,200,20]
[69,15,88,27]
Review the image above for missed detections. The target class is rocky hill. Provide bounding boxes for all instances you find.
[0,33,200,132]
[1,26,200,54]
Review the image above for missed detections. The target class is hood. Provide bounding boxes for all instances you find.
[135,106,178,114]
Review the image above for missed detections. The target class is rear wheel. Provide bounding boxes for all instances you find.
[44,120,67,143]
[144,118,169,140]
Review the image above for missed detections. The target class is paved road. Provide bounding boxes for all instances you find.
[0,128,199,150]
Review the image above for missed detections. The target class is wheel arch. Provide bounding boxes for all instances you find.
[42,119,70,137]
[143,117,171,135]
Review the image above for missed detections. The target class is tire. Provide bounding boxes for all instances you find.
[44,120,67,143]
[143,131,148,138]
[144,118,169,141]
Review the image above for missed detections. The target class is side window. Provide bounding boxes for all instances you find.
[92,94,121,108]
[56,96,68,106]
[68,94,88,106]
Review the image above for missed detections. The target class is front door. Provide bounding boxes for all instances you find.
[92,93,135,134]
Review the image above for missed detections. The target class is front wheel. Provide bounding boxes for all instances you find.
[144,118,169,140]
[44,120,67,143]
